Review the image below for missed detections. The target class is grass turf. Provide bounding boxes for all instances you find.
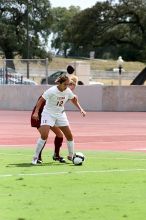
[0,147,146,220]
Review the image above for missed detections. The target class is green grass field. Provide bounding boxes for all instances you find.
[1,147,146,220]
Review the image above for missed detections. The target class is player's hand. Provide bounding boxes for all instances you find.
[80,109,86,117]
[32,112,39,120]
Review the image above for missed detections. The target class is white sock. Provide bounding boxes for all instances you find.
[67,140,74,157]
[34,138,46,158]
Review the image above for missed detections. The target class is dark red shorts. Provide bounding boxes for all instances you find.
[31,109,42,128]
[31,96,45,129]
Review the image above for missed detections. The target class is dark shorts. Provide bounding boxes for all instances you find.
[31,108,42,128]
[31,96,45,129]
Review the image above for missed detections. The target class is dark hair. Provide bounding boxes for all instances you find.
[55,75,69,84]
[67,65,75,74]
[78,80,84,85]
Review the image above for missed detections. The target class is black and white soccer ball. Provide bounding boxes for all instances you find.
[72,152,85,165]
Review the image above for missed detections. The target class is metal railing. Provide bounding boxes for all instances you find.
[0,58,49,85]
[0,58,140,85]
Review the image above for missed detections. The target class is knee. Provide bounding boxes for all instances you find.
[41,134,48,140]
[66,134,73,141]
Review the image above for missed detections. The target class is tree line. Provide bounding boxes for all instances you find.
[0,0,146,64]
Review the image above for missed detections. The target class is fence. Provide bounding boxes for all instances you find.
[90,70,139,85]
[0,58,49,85]
[0,58,140,85]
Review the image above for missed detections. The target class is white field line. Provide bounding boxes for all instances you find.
[1,168,146,178]
[89,157,146,161]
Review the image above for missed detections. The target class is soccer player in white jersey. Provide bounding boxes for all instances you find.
[31,75,79,164]
[32,75,86,165]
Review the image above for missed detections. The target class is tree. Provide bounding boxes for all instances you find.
[64,1,114,57]
[0,0,53,67]
[103,0,146,60]
[50,6,80,57]
[63,0,146,61]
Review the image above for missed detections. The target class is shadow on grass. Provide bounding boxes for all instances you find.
[7,161,71,167]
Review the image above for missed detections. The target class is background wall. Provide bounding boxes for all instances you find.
[0,85,146,111]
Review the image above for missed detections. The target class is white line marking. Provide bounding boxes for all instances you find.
[76,169,146,173]
[1,168,146,178]
[90,157,146,161]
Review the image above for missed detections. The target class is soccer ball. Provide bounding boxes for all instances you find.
[73,152,85,165]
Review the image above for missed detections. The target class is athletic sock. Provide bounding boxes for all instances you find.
[34,138,46,159]
[54,136,63,157]
[38,141,46,161]
[67,140,74,157]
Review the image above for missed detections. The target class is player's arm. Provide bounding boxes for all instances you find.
[70,96,86,117]
[32,96,46,120]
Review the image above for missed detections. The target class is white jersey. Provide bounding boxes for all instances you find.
[42,85,75,115]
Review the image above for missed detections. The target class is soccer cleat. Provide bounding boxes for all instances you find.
[37,159,43,164]
[37,156,43,164]
[67,155,73,161]
[31,157,38,165]
[52,155,66,163]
